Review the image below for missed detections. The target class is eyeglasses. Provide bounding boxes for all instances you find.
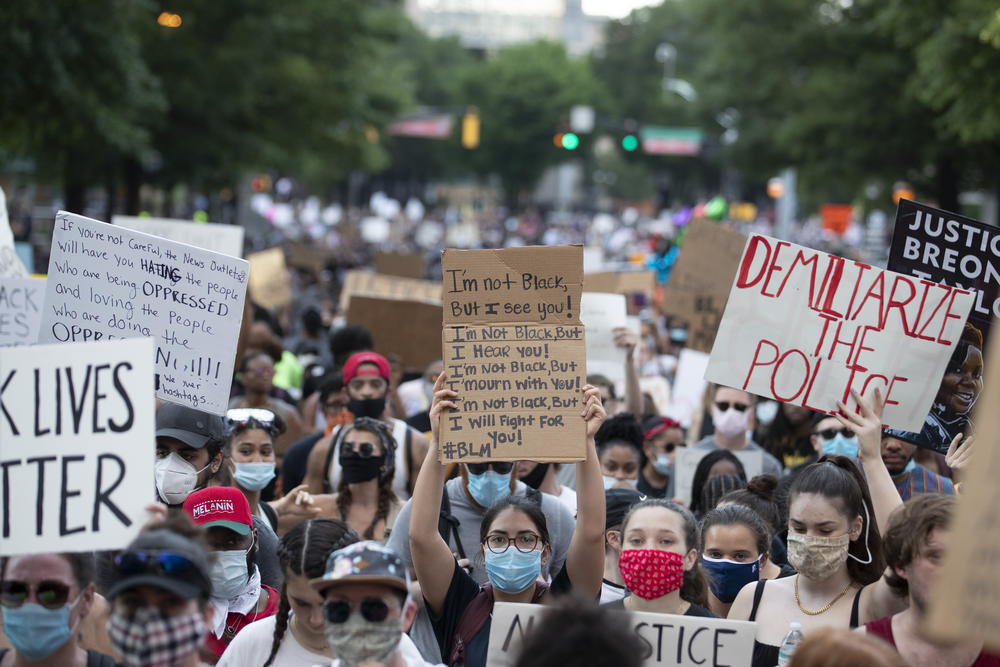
[715,401,749,412]
[114,551,202,580]
[341,440,379,458]
[226,408,276,430]
[0,581,72,609]
[815,427,854,440]
[467,462,514,475]
[323,597,392,624]
[484,533,541,554]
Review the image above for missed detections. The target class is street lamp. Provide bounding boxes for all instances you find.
[656,42,696,102]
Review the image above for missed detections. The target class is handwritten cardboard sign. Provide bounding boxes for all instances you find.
[0,338,155,555]
[346,295,443,372]
[705,234,975,431]
[248,247,293,309]
[38,211,249,415]
[339,269,442,313]
[886,200,995,452]
[581,292,628,393]
[487,602,754,667]
[374,251,426,280]
[0,277,44,346]
[925,326,1000,650]
[112,215,245,258]
[440,245,586,463]
[583,270,654,296]
[660,219,746,354]
[674,447,764,507]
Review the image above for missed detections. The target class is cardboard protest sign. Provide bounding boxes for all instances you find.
[640,375,672,417]
[285,242,331,273]
[581,292,628,392]
[38,211,249,415]
[487,602,754,667]
[0,277,44,346]
[346,296,443,372]
[659,219,746,354]
[440,245,586,463]
[112,215,245,258]
[886,200,995,452]
[674,447,764,507]
[583,270,654,296]
[705,234,975,431]
[668,349,710,428]
[374,251,425,280]
[0,186,28,278]
[925,327,1000,650]
[0,338,155,556]
[248,247,293,309]
[339,269,442,312]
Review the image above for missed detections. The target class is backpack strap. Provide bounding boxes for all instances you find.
[438,487,466,560]
[447,582,549,666]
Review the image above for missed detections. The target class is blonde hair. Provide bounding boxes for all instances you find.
[789,629,906,667]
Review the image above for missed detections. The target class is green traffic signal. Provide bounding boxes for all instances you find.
[622,135,638,151]
[561,132,580,150]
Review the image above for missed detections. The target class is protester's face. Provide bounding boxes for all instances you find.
[156,437,216,486]
[599,444,640,486]
[322,583,414,633]
[938,346,983,415]
[423,360,443,385]
[482,508,549,566]
[206,526,255,569]
[901,527,949,614]
[703,524,763,563]
[229,428,275,464]
[347,366,389,399]
[782,403,811,425]
[810,417,842,454]
[285,573,327,638]
[341,429,384,458]
[880,436,917,475]
[322,389,349,425]
[788,493,859,541]
[516,461,540,479]
[243,355,276,392]
[707,459,741,480]
[621,506,695,569]
[645,428,683,462]
[597,385,613,409]
[714,387,751,410]
[112,585,201,618]
[4,554,89,630]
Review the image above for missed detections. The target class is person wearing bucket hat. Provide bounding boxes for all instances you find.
[311,541,442,667]
[154,403,227,507]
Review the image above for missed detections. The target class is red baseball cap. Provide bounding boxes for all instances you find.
[343,352,391,384]
[182,487,252,536]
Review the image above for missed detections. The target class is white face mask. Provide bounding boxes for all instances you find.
[154,453,209,505]
[602,475,637,490]
[712,405,749,437]
[210,535,253,600]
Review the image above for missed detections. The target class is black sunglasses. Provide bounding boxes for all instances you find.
[341,440,379,458]
[323,597,391,624]
[815,427,854,440]
[114,551,202,579]
[715,401,749,412]
[466,462,514,475]
[0,580,72,609]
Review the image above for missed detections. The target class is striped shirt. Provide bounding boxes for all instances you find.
[891,463,955,501]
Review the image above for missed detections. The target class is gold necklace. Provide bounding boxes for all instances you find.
[794,574,855,615]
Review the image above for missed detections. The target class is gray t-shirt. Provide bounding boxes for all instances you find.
[691,435,784,479]
[387,478,576,585]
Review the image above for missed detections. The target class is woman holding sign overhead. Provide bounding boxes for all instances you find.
[409,375,607,667]
[727,389,907,667]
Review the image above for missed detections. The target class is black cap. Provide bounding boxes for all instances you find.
[606,488,644,530]
[156,403,226,449]
[105,528,213,601]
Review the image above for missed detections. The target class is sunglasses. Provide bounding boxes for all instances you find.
[467,462,514,475]
[341,440,379,458]
[114,551,202,580]
[226,408,276,430]
[715,401,749,412]
[0,580,72,609]
[323,597,392,624]
[816,427,854,440]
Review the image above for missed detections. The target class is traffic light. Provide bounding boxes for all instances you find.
[157,11,182,27]
[561,133,579,150]
[622,135,638,152]
[461,110,480,149]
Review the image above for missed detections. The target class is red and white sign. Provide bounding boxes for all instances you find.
[386,115,454,139]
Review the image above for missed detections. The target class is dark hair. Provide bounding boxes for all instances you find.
[318,372,345,404]
[788,455,886,585]
[761,403,816,461]
[719,474,782,537]
[883,494,954,597]
[587,374,616,400]
[594,413,644,461]
[689,450,747,517]
[334,419,398,540]
[620,499,708,607]
[264,519,360,667]
[480,496,551,552]
[0,552,96,592]
[240,350,275,374]
[701,504,772,557]
[512,593,644,667]
[301,306,325,336]
[330,324,373,369]
[698,474,745,517]
[226,412,287,448]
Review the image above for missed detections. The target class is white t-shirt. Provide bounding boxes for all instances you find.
[556,485,577,515]
[218,614,327,666]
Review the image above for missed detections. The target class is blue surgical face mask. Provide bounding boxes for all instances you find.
[484,548,542,593]
[232,462,276,491]
[467,470,512,507]
[701,555,761,603]
[821,434,859,459]
[2,599,79,659]
[653,453,671,476]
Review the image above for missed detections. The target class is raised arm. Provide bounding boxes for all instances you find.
[614,327,643,416]
[409,374,459,616]
[565,385,608,598]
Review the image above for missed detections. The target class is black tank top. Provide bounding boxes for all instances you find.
[747,579,862,667]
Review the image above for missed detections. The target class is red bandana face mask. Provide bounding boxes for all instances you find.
[618,549,685,600]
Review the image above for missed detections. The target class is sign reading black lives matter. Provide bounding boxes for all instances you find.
[440,245,586,462]
[0,338,155,555]
[38,212,249,415]
[887,200,995,452]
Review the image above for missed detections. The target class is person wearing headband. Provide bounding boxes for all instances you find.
[637,416,684,498]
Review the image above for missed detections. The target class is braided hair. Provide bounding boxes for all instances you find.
[334,418,398,540]
[263,519,360,667]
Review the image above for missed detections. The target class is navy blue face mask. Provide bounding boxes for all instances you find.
[701,555,761,603]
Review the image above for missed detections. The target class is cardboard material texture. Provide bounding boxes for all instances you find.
[346,295,443,372]
[674,447,763,507]
[581,292,628,393]
[659,219,746,354]
[374,251,426,279]
[38,211,249,415]
[487,602,755,667]
[705,234,975,432]
[583,270,654,295]
[339,269,442,313]
[440,245,586,463]
[886,200,995,453]
[0,338,155,556]
[112,215,245,258]
[248,247,293,309]
[284,242,332,274]
[0,277,44,346]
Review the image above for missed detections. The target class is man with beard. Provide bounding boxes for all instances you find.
[305,352,429,500]
[880,432,954,501]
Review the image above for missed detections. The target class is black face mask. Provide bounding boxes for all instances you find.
[520,462,550,490]
[348,397,387,420]
[341,453,386,484]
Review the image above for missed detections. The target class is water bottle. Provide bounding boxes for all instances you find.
[776,622,803,666]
